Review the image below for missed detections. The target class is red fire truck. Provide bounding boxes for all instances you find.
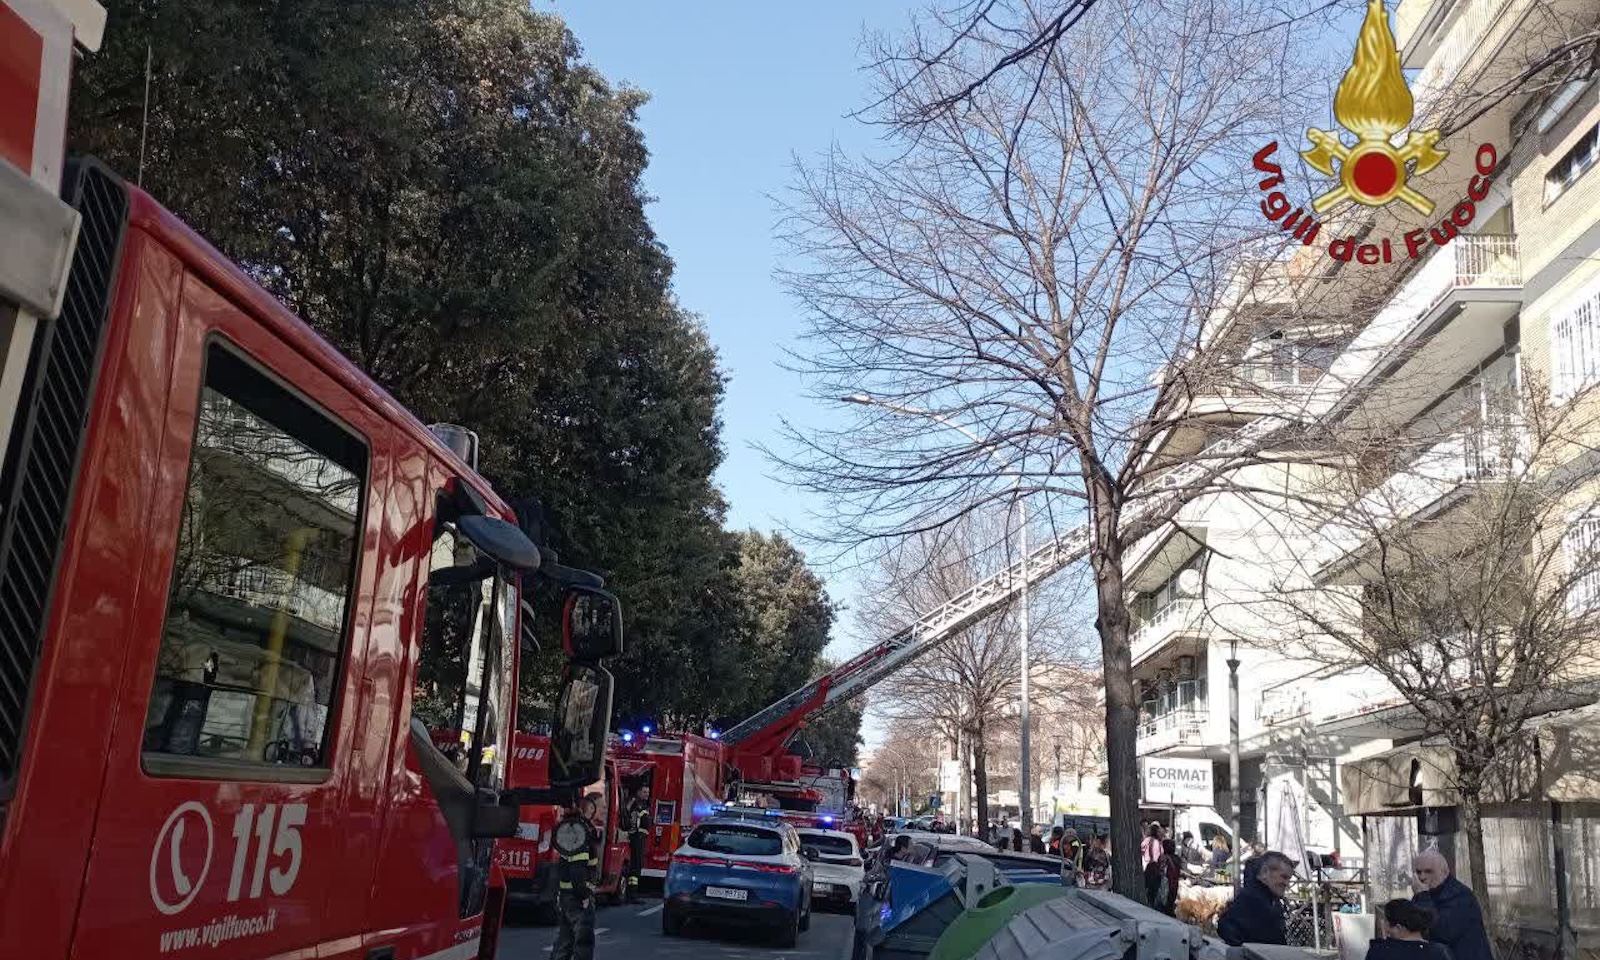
[610,733,725,879]
[495,731,628,916]
[0,2,623,957]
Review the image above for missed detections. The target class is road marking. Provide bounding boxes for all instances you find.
[637,904,663,916]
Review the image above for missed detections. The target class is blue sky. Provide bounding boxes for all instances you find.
[550,1,920,663]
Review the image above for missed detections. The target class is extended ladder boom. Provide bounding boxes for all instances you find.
[722,416,1287,753]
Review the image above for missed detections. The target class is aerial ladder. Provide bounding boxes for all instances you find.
[721,414,1293,781]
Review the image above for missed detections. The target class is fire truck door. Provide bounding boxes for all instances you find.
[71,284,392,959]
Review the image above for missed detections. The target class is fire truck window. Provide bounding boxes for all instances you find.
[412,528,514,791]
[143,345,365,773]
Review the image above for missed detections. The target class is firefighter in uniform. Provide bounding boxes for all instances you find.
[623,785,651,903]
[552,794,601,960]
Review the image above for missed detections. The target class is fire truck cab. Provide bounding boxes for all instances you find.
[0,6,625,955]
[497,732,628,916]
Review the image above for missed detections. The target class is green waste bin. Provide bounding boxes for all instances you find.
[928,884,1072,960]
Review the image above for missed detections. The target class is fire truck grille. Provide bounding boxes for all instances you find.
[0,161,128,788]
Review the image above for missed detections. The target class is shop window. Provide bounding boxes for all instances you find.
[143,344,365,772]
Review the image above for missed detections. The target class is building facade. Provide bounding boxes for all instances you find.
[1126,0,1600,928]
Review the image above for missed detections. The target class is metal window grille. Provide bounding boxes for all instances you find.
[1551,282,1600,400]
[1562,516,1600,611]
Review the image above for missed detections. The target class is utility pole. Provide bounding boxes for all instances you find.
[1228,639,1242,892]
[1053,739,1062,814]
[1019,494,1032,834]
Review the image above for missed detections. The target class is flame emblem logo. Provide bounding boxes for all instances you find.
[1301,0,1448,215]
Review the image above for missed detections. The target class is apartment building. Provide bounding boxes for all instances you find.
[1126,0,1600,886]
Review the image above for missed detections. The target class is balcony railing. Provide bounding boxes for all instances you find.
[200,564,346,632]
[1429,235,1521,312]
[1414,0,1519,98]
[1137,707,1210,754]
[1314,419,1526,573]
[1130,598,1202,663]
[1320,235,1521,411]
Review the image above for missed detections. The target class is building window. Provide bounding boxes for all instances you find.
[1247,337,1337,390]
[143,344,365,771]
[1550,280,1600,401]
[1564,515,1600,612]
[1545,123,1599,206]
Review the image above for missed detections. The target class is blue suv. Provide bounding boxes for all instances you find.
[663,815,816,946]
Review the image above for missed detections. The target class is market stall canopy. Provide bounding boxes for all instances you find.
[1340,702,1600,815]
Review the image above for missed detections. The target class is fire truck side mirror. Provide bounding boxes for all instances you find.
[549,662,614,789]
[457,514,541,571]
[562,587,623,660]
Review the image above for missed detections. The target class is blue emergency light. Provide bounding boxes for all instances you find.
[708,729,721,740]
[641,723,653,734]
[620,730,635,743]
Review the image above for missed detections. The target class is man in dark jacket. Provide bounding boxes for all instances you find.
[1411,849,1493,960]
[1218,852,1295,946]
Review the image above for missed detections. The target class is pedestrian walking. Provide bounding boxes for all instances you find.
[1011,825,1023,851]
[1048,826,1064,856]
[623,784,651,903]
[1366,899,1455,960]
[1085,835,1110,888]
[1141,822,1164,869]
[1411,849,1493,960]
[1028,825,1047,854]
[1208,834,1231,881]
[1144,838,1182,916]
[1217,851,1294,946]
[1062,828,1086,871]
[1179,831,1205,868]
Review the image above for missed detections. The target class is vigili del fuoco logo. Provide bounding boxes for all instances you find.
[1250,0,1499,264]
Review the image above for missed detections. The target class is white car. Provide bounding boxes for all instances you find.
[797,828,864,908]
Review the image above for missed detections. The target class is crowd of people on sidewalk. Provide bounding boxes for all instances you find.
[1215,845,1493,960]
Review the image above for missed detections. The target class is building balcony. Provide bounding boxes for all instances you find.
[1312,419,1527,582]
[1130,598,1205,667]
[1398,0,1538,101]
[1318,234,1521,428]
[200,564,346,632]
[1137,707,1211,756]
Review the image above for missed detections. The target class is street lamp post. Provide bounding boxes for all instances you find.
[1228,637,1242,892]
[842,393,1035,833]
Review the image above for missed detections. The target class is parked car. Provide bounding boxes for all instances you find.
[663,816,816,947]
[796,827,864,909]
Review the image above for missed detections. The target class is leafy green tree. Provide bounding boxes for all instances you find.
[72,0,741,723]
[721,531,836,718]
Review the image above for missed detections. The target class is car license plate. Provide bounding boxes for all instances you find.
[813,881,831,894]
[706,886,748,901]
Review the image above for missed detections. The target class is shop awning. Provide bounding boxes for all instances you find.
[1340,701,1600,816]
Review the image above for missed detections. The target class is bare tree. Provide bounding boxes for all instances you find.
[1228,377,1600,902]
[861,510,1087,835]
[776,0,1334,897]
[864,727,945,813]
[862,0,1358,128]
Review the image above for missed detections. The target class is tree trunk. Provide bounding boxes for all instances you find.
[1088,472,1143,901]
[973,719,991,840]
[959,726,973,836]
[1458,765,1489,911]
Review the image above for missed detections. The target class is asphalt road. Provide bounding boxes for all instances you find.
[497,896,856,960]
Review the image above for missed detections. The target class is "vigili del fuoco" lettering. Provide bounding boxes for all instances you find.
[1251,140,1501,263]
